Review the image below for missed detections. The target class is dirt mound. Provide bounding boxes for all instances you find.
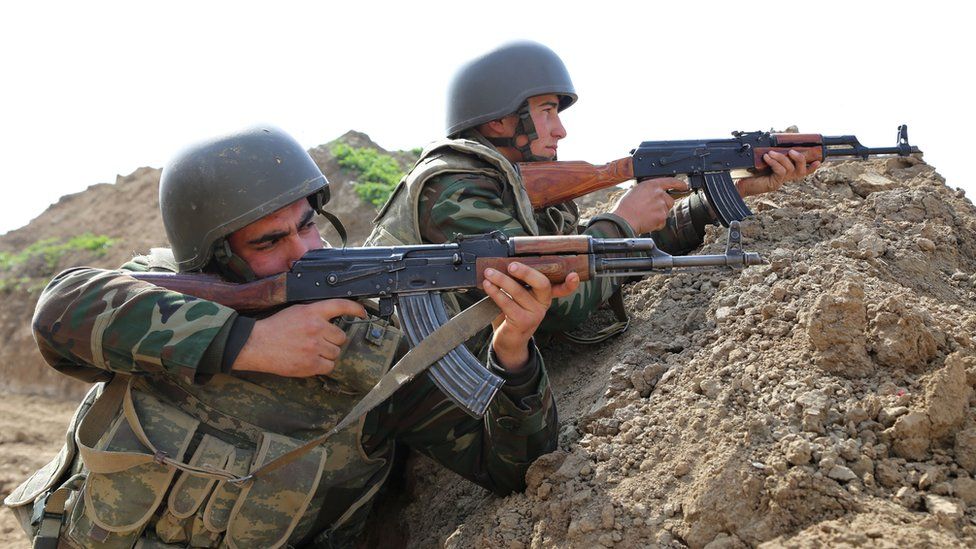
[308,130,418,246]
[0,166,167,399]
[373,157,976,547]
[0,132,413,399]
[3,147,975,547]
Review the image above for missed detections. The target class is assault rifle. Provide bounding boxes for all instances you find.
[519,125,921,226]
[133,228,760,418]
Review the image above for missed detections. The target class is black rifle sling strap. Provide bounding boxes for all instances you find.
[318,210,349,248]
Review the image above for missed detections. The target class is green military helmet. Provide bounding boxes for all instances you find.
[446,41,578,137]
[159,125,330,272]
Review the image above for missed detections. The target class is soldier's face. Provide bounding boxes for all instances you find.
[227,200,325,277]
[524,94,567,160]
[488,93,567,161]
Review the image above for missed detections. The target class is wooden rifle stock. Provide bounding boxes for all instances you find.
[129,272,287,312]
[475,255,592,286]
[519,157,635,209]
[754,133,825,170]
[519,148,825,210]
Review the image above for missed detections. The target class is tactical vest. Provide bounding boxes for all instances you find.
[368,137,542,246]
[5,252,404,548]
[367,136,628,346]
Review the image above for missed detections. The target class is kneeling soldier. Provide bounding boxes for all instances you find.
[5,126,575,548]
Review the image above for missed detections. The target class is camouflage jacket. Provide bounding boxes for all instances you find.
[368,130,718,336]
[15,250,557,548]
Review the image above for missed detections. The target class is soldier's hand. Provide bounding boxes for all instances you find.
[736,149,821,197]
[551,271,580,299]
[484,262,573,372]
[232,299,367,377]
[611,177,688,234]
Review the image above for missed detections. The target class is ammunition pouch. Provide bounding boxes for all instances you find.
[4,384,101,549]
[7,376,329,549]
[7,309,401,548]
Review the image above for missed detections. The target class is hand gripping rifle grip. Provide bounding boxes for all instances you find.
[397,292,504,418]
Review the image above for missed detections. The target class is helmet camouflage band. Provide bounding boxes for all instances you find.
[159,126,330,272]
[446,41,577,137]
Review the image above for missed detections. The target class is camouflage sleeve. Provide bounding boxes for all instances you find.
[32,258,238,385]
[417,173,633,336]
[417,173,530,242]
[365,343,557,496]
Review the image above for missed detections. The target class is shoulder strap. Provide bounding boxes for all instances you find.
[75,375,241,482]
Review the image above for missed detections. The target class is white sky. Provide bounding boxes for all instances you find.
[1,2,971,236]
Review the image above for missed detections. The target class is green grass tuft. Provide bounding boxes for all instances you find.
[0,233,115,293]
[332,143,405,207]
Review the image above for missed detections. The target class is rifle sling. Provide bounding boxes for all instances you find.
[241,295,502,482]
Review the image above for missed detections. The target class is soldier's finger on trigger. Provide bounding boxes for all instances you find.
[316,298,367,321]
[665,178,688,192]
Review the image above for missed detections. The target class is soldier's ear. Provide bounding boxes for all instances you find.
[479,117,515,137]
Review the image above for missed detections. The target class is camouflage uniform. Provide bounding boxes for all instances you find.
[368,130,718,337]
[5,250,557,548]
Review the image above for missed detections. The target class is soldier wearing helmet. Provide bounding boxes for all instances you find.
[7,126,573,547]
[368,40,817,341]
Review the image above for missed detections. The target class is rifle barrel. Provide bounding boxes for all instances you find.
[595,251,762,273]
[823,145,921,159]
[822,126,920,158]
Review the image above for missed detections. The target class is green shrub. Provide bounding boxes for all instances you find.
[332,143,405,207]
[0,233,115,292]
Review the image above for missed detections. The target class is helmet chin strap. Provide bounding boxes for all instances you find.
[212,239,258,283]
[308,192,348,248]
[485,102,554,162]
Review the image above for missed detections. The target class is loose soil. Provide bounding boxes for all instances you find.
[2,144,974,547]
